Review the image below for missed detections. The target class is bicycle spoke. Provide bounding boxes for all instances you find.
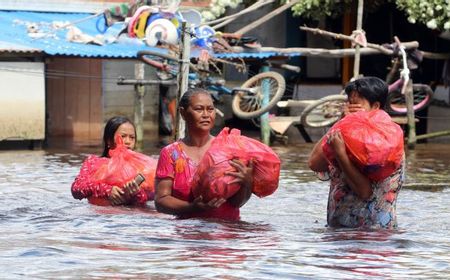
[238,77,280,112]
[300,96,347,128]
[232,71,285,119]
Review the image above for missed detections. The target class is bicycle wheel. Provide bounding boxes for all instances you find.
[137,50,179,80]
[300,95,347,128]
[231,71,285,119]
[386,84,434,115]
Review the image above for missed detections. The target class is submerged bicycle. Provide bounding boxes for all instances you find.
[295,37,433,128]
[137,50,288,119]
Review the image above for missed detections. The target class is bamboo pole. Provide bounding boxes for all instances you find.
[299,26,394,55]
[234,0,300,35]
[353,0,364,79]
[421,51,450,60]
[260,65,271,145]
[208,0,275,30]
[175,22,191,140]
[415,130,450,140]
[134,63,145,151]
[300,26,450,60]
[205,0,272,25]
[230,43,419,58]
[404,79,416,149]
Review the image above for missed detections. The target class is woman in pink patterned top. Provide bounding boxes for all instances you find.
[154,88,254,220]
[71,116,152,206]
[308,77,405,229]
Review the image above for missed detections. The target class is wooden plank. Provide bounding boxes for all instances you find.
[268,116,299,134]
[277,99,315,108]
[46,58,66,137]
[391,116,419,124]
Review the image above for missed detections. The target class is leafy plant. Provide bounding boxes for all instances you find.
[200,0,450,31]
[396,0,450,30]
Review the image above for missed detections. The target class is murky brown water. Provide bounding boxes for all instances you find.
[0,142,449,279]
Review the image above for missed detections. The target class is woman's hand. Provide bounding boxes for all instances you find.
[108,186,127,206]
[123,179,141,197]
[226,159,254,189]
[226,159,254,208]
[343,103,364,116]
[108,178,141,206]
[327,130,347,158]
[191,196,226,210]
[327,130,373,200]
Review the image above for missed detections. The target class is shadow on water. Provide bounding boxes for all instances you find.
[0,142,449,278]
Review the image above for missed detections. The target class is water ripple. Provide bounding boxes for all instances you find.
[0,145,449,279]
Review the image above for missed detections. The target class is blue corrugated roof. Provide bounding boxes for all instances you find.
[0,10,300,59]
[0,10,157,58]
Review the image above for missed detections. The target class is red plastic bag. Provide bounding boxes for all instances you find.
[191,127,281,201]
[93,135,157,192]
[322,110,404,181]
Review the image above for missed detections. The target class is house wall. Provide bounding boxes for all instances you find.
[0,62,45,141]
[46,58,161,144]
[102,60,160,143]
[46,57,103,142]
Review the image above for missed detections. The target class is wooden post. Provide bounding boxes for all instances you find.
[134,62,145,151]
[175,22,191,140]
[342,11,353,84]
[353,0,364,79]
[405,79,416,148]
[415,129,450,141]
[260,64,271,145]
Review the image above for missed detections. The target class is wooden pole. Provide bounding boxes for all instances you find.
[353,0,364,79]
[342,11,353,84]
[234,0,300,35]
[231,42,419,58]
[175,22,191,140]
[260,64,271,145]
[405,79,416,149]
[210,0,275,30]
[300,26,395,55]
[300,26,450,60]
[134,62,145,151]
[415,129,450,140]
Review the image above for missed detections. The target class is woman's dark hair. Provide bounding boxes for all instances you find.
[344,76,388,109]
[101,116,135,157]
[178,88,212,110]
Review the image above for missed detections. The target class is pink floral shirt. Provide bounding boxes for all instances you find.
[327,159,405,229]
[71,155,150,206]
[156,141,240,220]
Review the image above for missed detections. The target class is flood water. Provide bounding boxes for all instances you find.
[0,143,449,279]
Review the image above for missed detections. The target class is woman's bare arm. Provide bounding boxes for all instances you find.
[154,179,225,215]
[226,159,254,208]
[329,131,372,200]
[308,135,330,172]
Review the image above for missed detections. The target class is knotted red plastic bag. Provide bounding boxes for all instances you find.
[243,136,281,198]
[322,110,404,181]
[93,135,157,192]
[191,127,281,201]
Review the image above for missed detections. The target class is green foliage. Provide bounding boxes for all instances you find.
[291,0,354,18]
[396,0,450,30]
[289,0,450,31]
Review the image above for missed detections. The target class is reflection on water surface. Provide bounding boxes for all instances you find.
[0,143,449,279]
